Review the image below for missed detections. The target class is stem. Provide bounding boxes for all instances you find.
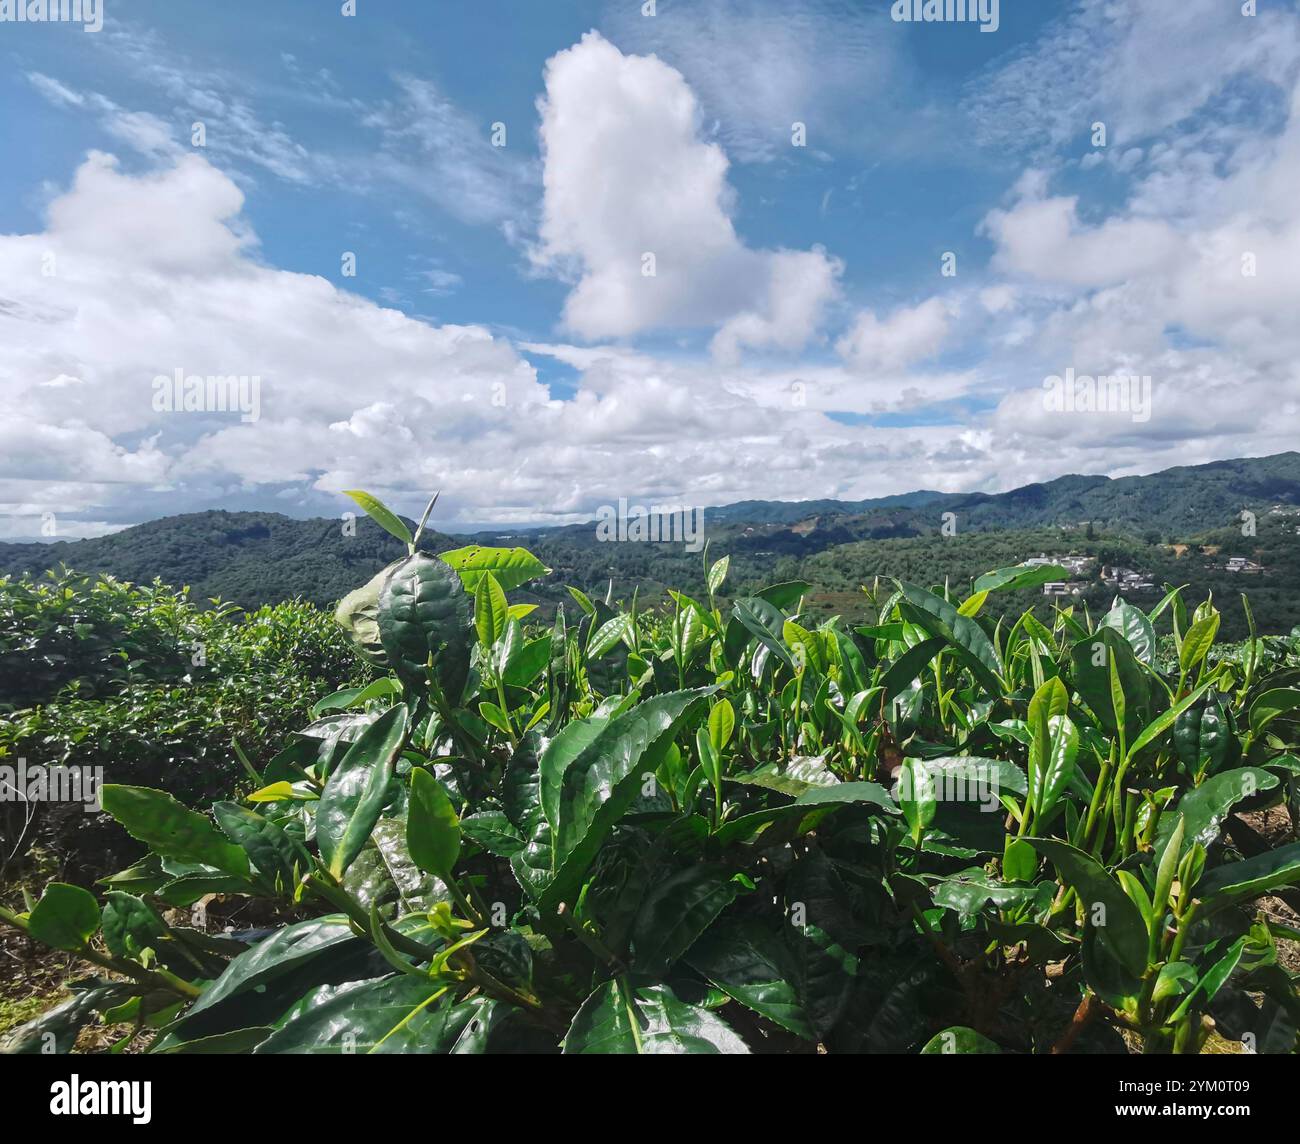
[1051,991,1099,1054]
[445,875,488,930]
[495,675,517,747]
[0,905,201,1000]
[555,902,623,972]
[1082,752,1114,855]
[1167,901,1199,965]
[304,873,444,961]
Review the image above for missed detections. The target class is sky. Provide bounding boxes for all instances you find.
[1,0,1299,538]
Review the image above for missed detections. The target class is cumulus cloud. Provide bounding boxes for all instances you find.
[979,79,1300,463]
[0,149,961,536]
[8,14,1300,543]
[982,186,1182,289]
[533,31,840,353]
[0,152,549,531]
[836,296,955,374]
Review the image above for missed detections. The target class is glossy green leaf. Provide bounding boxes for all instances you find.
[538,688,712,911]
[503,634,551,688]
[459,811,524,858]
[254,977,488,1054]
[708,555,730,596]
[1179,612,1220,674]
[563,980,749,1054]
[474,571,509,648]
[1032,715,1078,822]
[1197,843,1300,912]
[899,757,937,842]
[730,755,837,797]
[1026,838,1148,977]
[378,553,473,701]
[1099,599,1157,666]
[438,545,550,593]
[898,582,1003,694]
[1174,690,1235,776]
[101,785,249,878]
[101,892,167,959]
[1070,628,1149,740]
[974,564,1071,593]
[920,1026,1002,1053]
[1154,768,1279,856]
[630,866,740,977]
[342,489,412,547]
[730,597,796,671]
[181,916,357,1027]
[685,918,813,1039]
[794,780,898,811]
[213,802,308,893]
[1250,688,1300,737]
[753,580,811,612]
[709,697,735,753]
[1,986,134,1054]
[28,883,101,951]
[407,767,461,878]
[880,637,944,703]
[317,704,409,880]
[587,613,633,660]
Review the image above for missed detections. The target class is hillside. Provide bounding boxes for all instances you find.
[2,452,1298,629]
[0,511,456,610]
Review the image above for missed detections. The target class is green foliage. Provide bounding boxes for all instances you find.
[1,492,1298,1056]
[0,570,371,874]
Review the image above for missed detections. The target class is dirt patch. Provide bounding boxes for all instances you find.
[0,923,73,1038]
[1235,805,1300,972]
[1240,804,1295,848]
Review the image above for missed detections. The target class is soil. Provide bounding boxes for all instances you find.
[1240,804,1300,975]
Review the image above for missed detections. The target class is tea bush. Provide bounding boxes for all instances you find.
[2,496,1297,1055]
[0,571,370,876]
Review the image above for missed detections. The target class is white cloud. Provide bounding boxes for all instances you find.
[95,23,320,184]
[0,150,1007,533]
[982,186,1182,288]
[5,141,1292,538]
[26,73,85,108]
[0,152,548,528]
[605,0,917,164]
[8,14,1300,541]
[711,248,843,364]
[967,0,1300,154]
[534,31,840,353]
[977,76,1300,466]
[836,297,954,373]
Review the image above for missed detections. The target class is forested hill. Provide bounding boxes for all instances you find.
[0,511,453,610]
[706,452,1300,532]
[2,452,1298,611]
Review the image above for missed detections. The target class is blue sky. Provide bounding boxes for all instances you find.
[2,0,1299,535]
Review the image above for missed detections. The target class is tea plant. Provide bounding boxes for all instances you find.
[2,493,1298,1054]
[0,571,369,877]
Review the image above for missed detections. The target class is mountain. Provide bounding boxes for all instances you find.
[0,511,455,610]
[2,452,1298,612]
[702,453,1300,534]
